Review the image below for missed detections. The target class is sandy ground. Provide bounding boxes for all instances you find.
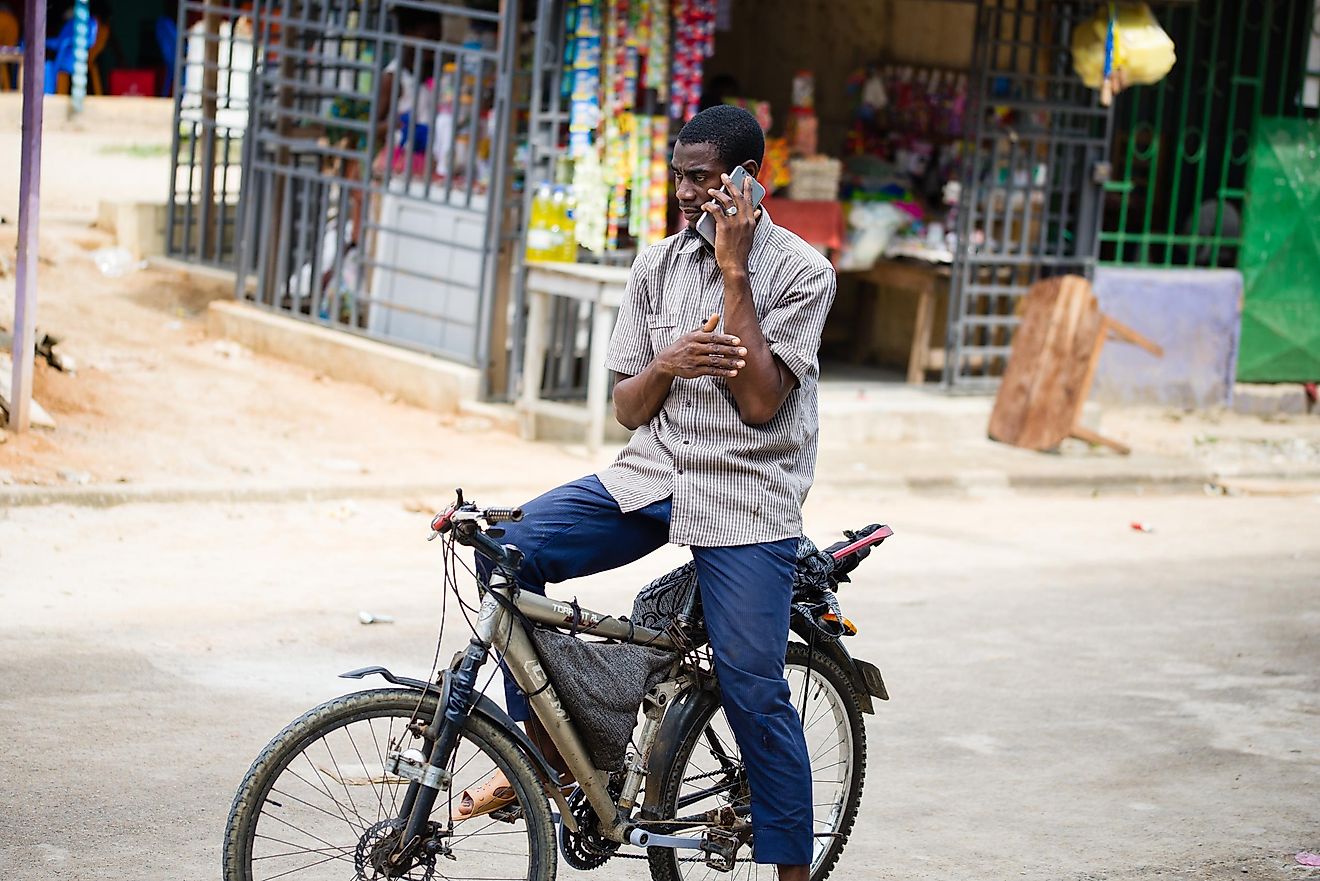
[1,492,1318,880]
[0,221,597,491]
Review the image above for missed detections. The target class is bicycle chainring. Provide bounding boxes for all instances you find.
[558,781,623,870]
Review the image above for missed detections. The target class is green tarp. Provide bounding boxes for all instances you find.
[1237,117,1320,382]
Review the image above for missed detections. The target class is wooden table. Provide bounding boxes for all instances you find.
[844,259,951,384]
[0,48,23,91]
[519,261,631,451]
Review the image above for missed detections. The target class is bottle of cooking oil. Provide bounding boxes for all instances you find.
[559,185,578,262]
[525,183,556,261]
[549,186,571,263]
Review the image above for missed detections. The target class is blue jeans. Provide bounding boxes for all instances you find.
[475,475,813,865]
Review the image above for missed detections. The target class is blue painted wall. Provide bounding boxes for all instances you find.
[1090,268,1243,408]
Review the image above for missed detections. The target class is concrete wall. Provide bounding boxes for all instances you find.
[705,0,978,155]
[207,301,481,415]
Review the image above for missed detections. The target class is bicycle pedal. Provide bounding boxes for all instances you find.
[489,802,524,823]
[702,828,740,873]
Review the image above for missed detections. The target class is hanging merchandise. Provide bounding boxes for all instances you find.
[644,0,669,99]
[671,0,717,121]
[1072,2,1176,101]
[648,115,670,243]
[568,0,602,157]
[603,113,634,250]
[573,146,609,254]
[631,115,652,240]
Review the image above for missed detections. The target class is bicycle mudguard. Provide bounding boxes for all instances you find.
[639,679,721,820]
[338,665,577,829]
[787,623,888,713]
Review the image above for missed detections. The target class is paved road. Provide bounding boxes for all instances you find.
[2,490,1317,880]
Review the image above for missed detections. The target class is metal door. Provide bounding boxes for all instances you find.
[946,0,1116,389]
[232,0,521,371]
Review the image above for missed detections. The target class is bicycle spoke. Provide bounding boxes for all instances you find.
[258,851,353,881]
[343,724,388,822]
[252,833,355,861]
[270,786,375,830]
[319,737,366,827]
[258,809,352,858]
[292,754,366,834]
[252,844,356,862]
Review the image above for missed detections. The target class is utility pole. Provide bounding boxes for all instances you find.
[8,0,46,433]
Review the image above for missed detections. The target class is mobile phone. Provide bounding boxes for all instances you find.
[694,164,766,246]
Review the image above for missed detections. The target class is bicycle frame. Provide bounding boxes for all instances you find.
[478,583,688,843]
[387,554,694,858]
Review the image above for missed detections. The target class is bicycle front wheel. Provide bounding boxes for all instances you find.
[223,688,557,881]
[647,642,867,881]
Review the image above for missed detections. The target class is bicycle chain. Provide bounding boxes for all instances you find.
[594,766,743,861]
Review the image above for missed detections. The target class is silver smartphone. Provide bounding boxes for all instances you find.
[694,164,767,246]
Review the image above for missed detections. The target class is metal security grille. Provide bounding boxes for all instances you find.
[946,0,1115,389]
[166,2,255,268]
[231,0,522,375]
[514,0,636,402]
[1100,0,1320,268]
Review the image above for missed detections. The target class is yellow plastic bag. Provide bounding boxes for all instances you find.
[1072,2,1176,90]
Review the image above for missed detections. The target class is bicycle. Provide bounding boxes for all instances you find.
[223,489,892,881]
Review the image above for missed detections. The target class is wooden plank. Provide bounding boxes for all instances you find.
[907,286,936,384]
[988,275,1103,451]
[1104,315,1164,357]
[1071,424,1130,455]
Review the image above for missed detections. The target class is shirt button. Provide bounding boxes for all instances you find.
[683,440,690,445]
[677,469,684,475]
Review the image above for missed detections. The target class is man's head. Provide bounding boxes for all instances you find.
[671,105,765,225]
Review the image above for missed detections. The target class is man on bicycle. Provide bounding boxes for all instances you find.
[473,103,836,880]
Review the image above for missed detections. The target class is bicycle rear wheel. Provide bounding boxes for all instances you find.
[223,688,556,881]
[647,642,867,881]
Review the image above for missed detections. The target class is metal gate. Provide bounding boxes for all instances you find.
[166,1,254,268]
[232,0,521,375]
[1100,0,1320,269]
[946,0,1116,389]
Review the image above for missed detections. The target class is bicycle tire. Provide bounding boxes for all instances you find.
[646,642,867,881]
[223,687,557,881]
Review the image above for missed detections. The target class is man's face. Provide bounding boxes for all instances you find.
[671,141,731,227]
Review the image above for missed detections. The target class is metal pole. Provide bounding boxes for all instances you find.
[71,0,89,115]
[9,0,46,434]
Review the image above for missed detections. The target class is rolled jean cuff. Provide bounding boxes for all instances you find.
[750,826,813,866]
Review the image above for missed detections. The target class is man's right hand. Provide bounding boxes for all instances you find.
[656,313,748,379]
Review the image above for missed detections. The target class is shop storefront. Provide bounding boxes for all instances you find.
[164,0,1319,409]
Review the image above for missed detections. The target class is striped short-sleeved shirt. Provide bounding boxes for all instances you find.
[597,210,837,547]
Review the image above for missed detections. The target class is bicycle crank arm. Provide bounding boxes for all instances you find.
[627,828,703,850]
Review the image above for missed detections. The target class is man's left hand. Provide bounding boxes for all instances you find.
[704,172,762,276]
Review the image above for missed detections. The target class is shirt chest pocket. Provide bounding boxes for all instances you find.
[646,312,678,350]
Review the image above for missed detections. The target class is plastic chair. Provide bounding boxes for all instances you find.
[155,15,178,96]
[47,15,108,95]
[0,9,19,92]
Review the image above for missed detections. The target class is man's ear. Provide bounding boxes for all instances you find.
[740,160,760,180]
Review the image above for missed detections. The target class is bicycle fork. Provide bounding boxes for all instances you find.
[383,593,502,866]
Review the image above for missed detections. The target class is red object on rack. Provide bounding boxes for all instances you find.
[762,196,846,258]
[110,69,156,96]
